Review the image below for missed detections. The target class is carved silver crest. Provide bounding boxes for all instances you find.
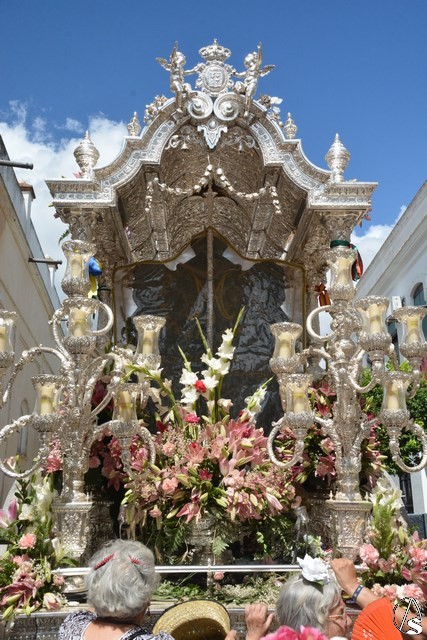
[196,39,233,96]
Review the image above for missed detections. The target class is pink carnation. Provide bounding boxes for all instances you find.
[12,554,30,566]
[403,583,425,600]
[299,627,329,640]
[378,557,394,573]
[410,547,427,564]
[18,533,37,549]
[382,584,397,601]
[161,477,178,495]
[371,583,385,597]
[263,626,328,640]
[263,627,300,640]
[359,543,380,567]
[162,442,176,456]
[186,413,200,423]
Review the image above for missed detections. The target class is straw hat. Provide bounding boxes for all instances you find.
[152,599,231,640]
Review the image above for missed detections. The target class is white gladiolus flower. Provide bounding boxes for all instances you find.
[181,387,199,406]
[163,378,172,393]
[218,398,233,413]
[149,387,162,403]
[372,475,403,511]
[36,477,55,516]
[221,328,234,344]
[219,360,230,376]
[148,366,163,377]
[52,537,66,563]
[202,373,220,390]
[207,400,215,414]
[201,354,223,371]
[18,504,34,521]
[179,369,198,386]
[244,385,267,418]
[162,410,175,423]
[217,341,235,360]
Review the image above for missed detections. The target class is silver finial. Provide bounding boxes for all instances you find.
[325,133,350,183]
[127,112,141,137]
[284,113,297,139]
[73,131,100,179]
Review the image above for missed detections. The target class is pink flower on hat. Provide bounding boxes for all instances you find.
[262,626,329,640]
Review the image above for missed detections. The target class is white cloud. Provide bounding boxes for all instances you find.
[0,102,126,292]
[351,223,393,270]
[56,118,84,134]
[351,203,405,270]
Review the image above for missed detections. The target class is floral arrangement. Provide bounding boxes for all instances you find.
[358,476,427,608]
[273,380,385,492]
[123,415,300,560]
[121,313,302,561]
[0,466,72,621]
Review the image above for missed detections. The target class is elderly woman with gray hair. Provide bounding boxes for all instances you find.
[58,540,173,640]
[239,556,352,640]
[275,567,351,639]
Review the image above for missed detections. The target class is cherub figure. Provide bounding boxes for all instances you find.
[156,43,201,113]
[234,43,275,117]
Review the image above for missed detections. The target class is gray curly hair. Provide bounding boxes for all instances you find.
[85,539,160,620]
[276,573,341,632]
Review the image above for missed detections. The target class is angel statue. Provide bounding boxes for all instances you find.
[234,43,275,117]
[156,43,201,113]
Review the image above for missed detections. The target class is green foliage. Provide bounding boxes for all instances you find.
[369,500,398,561]
[362,367,427,474]
[152,574,286,607]
[137,516,190,564]
[212,535,230,557]
[212,574,285,606]
[152,578,205,601]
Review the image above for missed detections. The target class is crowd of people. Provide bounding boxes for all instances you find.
[58,540,427,640]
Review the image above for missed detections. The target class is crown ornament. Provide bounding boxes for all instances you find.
[199,39,232,63]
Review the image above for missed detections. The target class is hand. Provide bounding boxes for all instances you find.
[225,631,237,640]
[245,603,274,640]
[330,558,359,595]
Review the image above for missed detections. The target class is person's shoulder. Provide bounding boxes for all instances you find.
[61,610,95,624]
[154,633,174,640]
[59,610,95,636]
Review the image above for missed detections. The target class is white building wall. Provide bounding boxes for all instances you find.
[0,138,61,506]
[356,181,427,304]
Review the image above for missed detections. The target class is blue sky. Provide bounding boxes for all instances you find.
[1,0,426,269]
